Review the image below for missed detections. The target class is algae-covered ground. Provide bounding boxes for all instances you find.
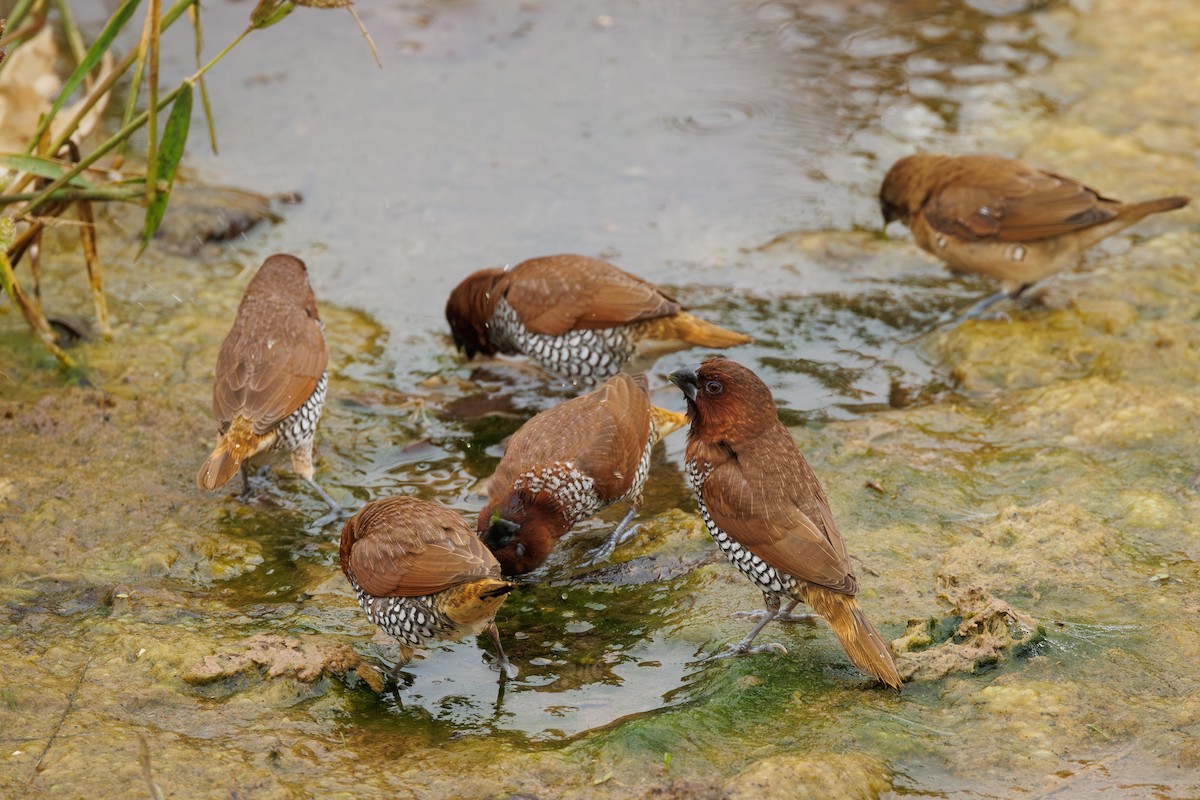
[2,0,1200,797]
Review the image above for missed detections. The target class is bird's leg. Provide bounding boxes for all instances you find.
[386,644,416,683]
[706,594,787,659]
[291,439,341,513]
[239,465,252,498]
[960,289,1013,321]
[733,596,816,623]
[485,621,517,681]
[581,505,640,566]
[305,477,342,513]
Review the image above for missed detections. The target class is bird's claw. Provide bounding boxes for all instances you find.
[309,505,348,531]
[700,640,788,662]
[489,658,519,681]
[579,524,641,568]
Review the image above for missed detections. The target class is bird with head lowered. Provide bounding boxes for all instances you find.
[880,153,1190,318]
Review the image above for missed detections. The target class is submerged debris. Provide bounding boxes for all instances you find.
[184,632,385,693]
[894,583,1045,682]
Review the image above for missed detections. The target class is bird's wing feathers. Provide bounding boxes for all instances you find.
[701,439,857,594]
[498,373,651,500]
[347,498,499,598]
[213,296,328,434]
[502,255,681,335]
[925,165,1117,243]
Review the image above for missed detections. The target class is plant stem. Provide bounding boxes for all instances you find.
[0,188,145,205]
[0,249,75,368]
[20,25,252,219]
[143,0,161,203]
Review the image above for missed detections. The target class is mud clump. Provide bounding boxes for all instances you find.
[894,583,1044,682]
[185,632,385,693]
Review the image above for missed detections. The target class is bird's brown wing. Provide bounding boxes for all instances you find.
[700,437,857,595]
[496,373,651,501]
[212,296,328,434]
[926,162,1117,243]
[344,497,500,598]
[501,254,681,335]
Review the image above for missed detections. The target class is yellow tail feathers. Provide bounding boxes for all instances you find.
[667,312,753,348]
[441,578,515,628]
[196,416,273,491]
[638,313,752,350]
[807,586,903,690]
[650,406,688,439]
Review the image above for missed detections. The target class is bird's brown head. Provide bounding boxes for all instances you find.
[879,154,942,228]
[247,254,320,317]
[476,499,564,576]
[668,357,779,446]
[446,268,505,358]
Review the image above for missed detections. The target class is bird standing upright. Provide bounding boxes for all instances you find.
[340,496,514,675]
[477,372,687,575]
[669,357,902,689]
[880,153,1190,316]
[445,254,751,385]
[197,253,339,511]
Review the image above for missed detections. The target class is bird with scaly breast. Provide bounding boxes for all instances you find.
[340,495,515,676]
[669,357,902,689]
[197,254,339,511]
[446,254,751,385]
[880,153,1190,317]
[478,372,687,575]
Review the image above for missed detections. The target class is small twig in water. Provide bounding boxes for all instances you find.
[139,734,165,800]
[27,656,91,789]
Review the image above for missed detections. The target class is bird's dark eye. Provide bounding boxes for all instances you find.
[704,380,723,396]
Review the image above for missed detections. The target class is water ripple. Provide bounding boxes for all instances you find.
[664,98,775,135]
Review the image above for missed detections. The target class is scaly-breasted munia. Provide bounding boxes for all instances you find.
[880,153,1190,316]
[669,357,902,689]
[197,254,339,510]
[340,495,514,674]
[477,372,687,574]
[445,254,751,384]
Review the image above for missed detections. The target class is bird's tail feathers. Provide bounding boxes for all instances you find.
[650,406,688,439]
[666,312,752,348]
[441,578,515,628]
[808,586,903,690]
[1122,195,1190,221]
[196,416,273,490]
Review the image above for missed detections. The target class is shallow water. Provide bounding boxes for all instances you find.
[2,0,1200,797]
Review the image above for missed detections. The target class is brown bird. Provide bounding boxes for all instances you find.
[445,254,751,385]
[477,372,687,575]
[340,495,514,675]
[669,357,902,689]
[880,153,1190,316]
[197,254,339,511]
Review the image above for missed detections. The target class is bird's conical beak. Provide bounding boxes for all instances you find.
[668,365,700,402]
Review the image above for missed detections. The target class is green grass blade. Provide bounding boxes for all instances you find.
[29,0,145,151]
[0,154,96,188]
[139,81,193,253]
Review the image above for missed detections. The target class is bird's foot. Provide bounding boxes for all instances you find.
[580,524,641,568]
[308,504,349,532]
[732,609,817,623]
[968,309,1013,323]
[488,656,519,681]
[702,640,788,661]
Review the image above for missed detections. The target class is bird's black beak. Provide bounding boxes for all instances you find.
[485,516,520,549]
[668,365,700,402]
